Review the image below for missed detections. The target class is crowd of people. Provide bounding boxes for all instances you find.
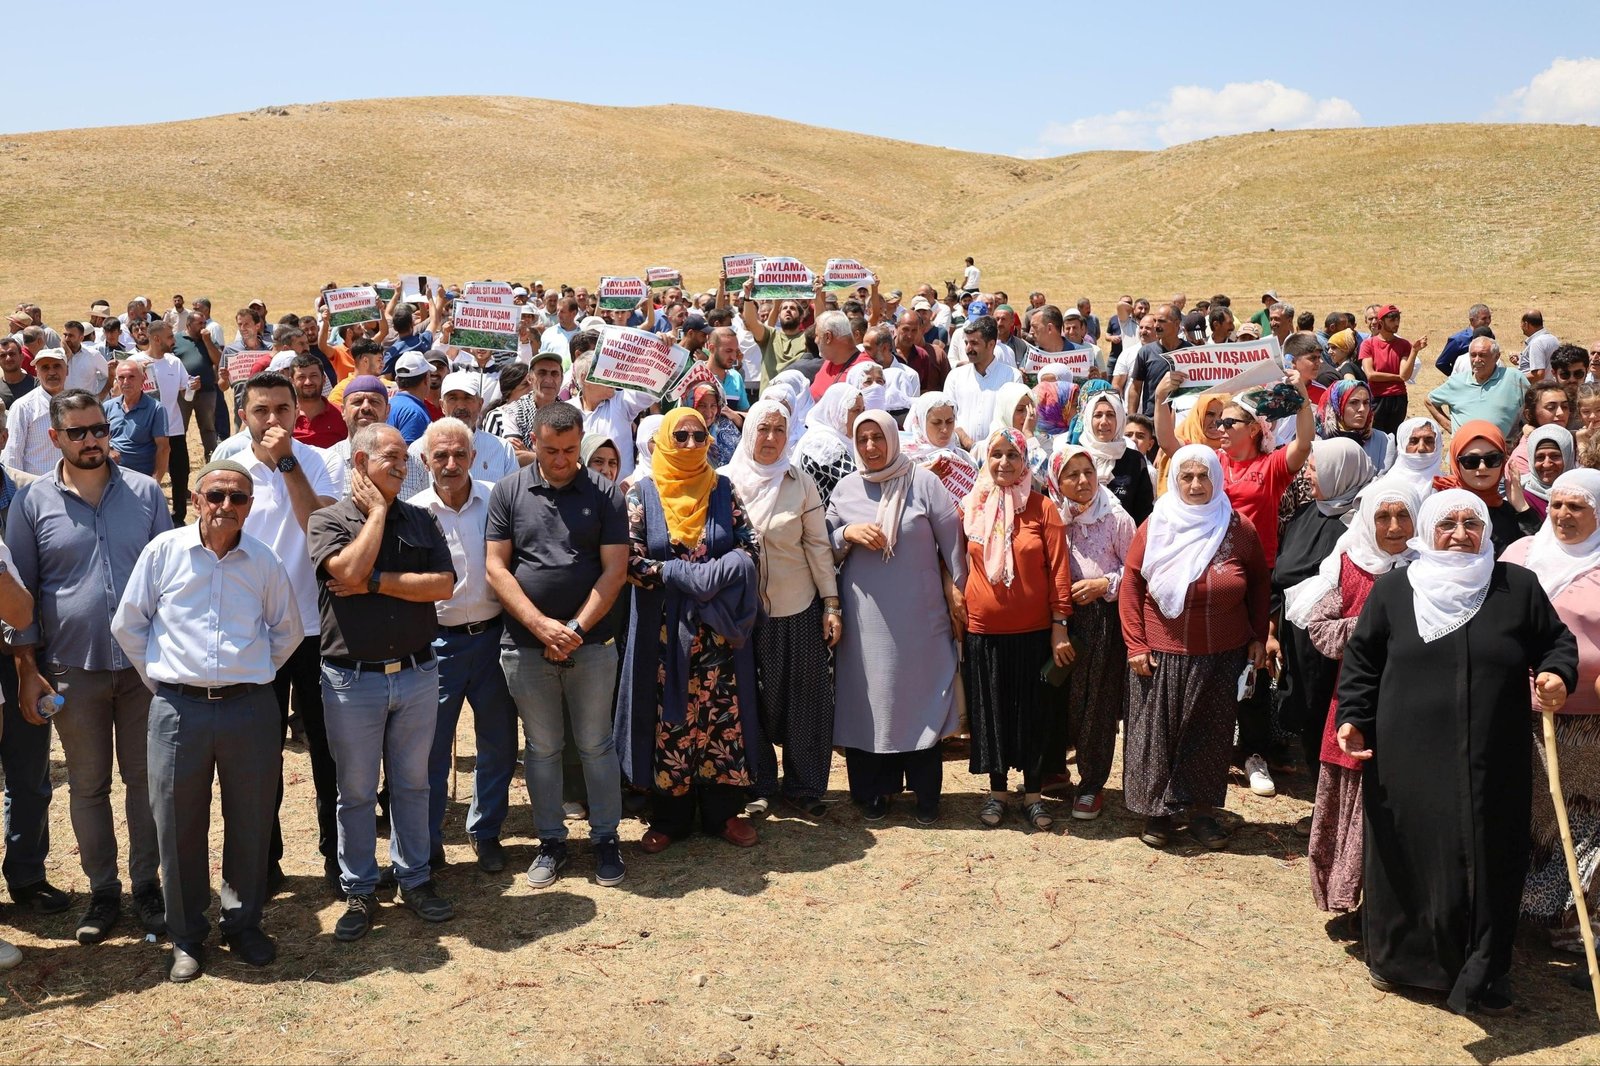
[0,275,1597,1016]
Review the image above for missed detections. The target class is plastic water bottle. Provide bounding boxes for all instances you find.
[183,376,198,402]
[36,694,64,720]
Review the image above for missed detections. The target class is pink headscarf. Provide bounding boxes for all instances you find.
[962,428,1033,586]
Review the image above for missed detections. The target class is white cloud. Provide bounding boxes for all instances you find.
[1029,80,1361,154]
[1493,57,1600,123]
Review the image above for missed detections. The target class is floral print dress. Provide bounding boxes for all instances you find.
[626,483,760,796]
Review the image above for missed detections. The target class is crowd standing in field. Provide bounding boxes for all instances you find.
[0,272,1598,1015]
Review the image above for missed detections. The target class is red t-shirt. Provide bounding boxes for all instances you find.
[1358,335,1410,398]
[1219,446,1292,566]
[810,351,872,400]
[294,402,348,448]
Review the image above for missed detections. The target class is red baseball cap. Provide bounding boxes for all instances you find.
[1377,304,1400,319]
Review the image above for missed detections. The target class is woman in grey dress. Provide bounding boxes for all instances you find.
[826,410,968,824]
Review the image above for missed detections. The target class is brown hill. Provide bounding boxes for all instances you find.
[2,96,1596,347]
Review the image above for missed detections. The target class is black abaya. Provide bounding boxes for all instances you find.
[1272,503,1348,778]
[1336,562,1577,1013]
[1106,450,1155,525]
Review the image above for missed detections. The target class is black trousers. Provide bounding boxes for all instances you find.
[1372,394,1408,436]
[844,747,941,814]
[167,434,190,523]
[270,636,338,870]
[650,783,745,840]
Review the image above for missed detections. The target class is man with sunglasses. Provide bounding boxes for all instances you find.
[1426,336,1529,438]
[5,390,173,946]
[112,459,303,981]
[1549,344,1589,425]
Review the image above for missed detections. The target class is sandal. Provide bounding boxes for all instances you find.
[978,796,1006,827]
[1022,801,1054,832]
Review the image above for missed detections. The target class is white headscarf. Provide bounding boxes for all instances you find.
[987,381,1034,438]
[1523,469,1600,601]
[718,399,792,531]
[1520,424,1577,503]
[1283,482,1420,628]
[767,369,814,445]
[794,382,861,466]
[1141,444,1234,619]
[905,391,956,450]
[1388,417,1443,489]
[631,414,664,483]
[1080,391,1128,482]
[1407,488,1496,643]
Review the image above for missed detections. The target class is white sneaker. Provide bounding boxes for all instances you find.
[562,802,587,821]
[0,937,21,969]
[1245,754,1276,797]
[744,797,770,816]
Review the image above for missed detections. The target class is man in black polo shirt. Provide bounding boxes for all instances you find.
[308,422,457,942]
[485,402,628,890]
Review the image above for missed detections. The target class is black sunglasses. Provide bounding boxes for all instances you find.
[672,430,709,445]
[1215,417,1249,430]
[1457,452,1505,470]
[63,423,111,441]
[202,490,251,506]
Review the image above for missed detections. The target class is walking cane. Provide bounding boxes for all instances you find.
[1541,709,1600,1023]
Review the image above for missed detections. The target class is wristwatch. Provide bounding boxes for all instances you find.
[276,454,298,474]
[565,619,586,639]
[367,569,382,595]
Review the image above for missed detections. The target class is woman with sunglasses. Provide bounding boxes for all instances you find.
[828,410,968,824]
[1503,470,1600,960]
[615,409,764,853]
[1336,489,1576,1014]
[1432,420,1540,556]
[720,400,841,819]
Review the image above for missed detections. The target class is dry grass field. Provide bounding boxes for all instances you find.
[1,96,1599,1064]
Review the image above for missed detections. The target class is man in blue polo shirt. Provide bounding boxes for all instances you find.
[386,352,433,445]
[104,360,169,481]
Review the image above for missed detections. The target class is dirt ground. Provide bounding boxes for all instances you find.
[2,713,1599,1065]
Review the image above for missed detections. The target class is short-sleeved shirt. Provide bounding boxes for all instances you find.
[758,327,809,389]
[1427,365,1530,439]
[308,496,455,661]
[103,394,168,475]
[1219,447,1293,567]
[382,332,433,377]
[485,464,628,649]
[1359,335,1411,398]
[0,374,36,408]
[387,390,432,444]
[294,401,347,448]
[170,334,217,391]
[1129,339,1192,416]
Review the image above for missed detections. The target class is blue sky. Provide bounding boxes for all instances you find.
[5,0,1598,155]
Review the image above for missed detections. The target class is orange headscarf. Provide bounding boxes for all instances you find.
[652,408,717,544]
[1155,394,1227,497]
[1434,419,1506,509]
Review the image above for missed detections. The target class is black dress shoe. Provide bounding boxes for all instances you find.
[471,837,507,873]
[10,879,71,914]
[861,796,889,822]
[223,927,277,967]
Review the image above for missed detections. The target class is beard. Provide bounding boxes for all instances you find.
[65,450,107,471]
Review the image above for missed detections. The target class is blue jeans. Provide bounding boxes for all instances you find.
[321,657,439,895]
[501,642,621,843]
[428,622,518,853]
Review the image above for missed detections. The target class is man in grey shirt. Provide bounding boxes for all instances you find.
[5,389,173,946]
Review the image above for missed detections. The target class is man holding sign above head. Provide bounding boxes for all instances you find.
[740,275,813,390]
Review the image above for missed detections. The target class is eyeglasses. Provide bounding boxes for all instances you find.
[1215,417,1249,430]
[63,423,111,441]
[1434,518,1486,534]
[1456,452,1505,470]
[202,490,251,506]
[671,430,709,445]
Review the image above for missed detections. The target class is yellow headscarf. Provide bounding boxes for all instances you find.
[652,407,717,545]
[1155,394,1226,496]
[1327,328,1357,356]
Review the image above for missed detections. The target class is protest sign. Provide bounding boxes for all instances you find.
[1168,337,1285,395]
[646,267,683,291]
[598,276,648,311]
[463,280,516,305]
[226,350,269,383]
[822,258,872,294]
[722,253,758,294]
[324,286,382,330]
[588,326,690,398]
[920,453,979,501]
[373,283,397,303]
[450,301,520,354]
[1023,343,1094,379]
[400,274,432,302]
[750,257,814,300]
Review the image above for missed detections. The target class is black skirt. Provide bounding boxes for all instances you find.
[963,629,1055,777]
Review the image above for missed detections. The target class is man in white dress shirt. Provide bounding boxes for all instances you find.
[112,459,303,982]
[408,418,518,873]
[398,372,517,501]
[2,348,70,475]
[942,315,1020,445]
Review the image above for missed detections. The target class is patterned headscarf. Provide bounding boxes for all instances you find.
[1033,379,1078,436]
[963,428,1033,587]
[1067,378,1114,444]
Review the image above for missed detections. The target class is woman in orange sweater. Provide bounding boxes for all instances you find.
[960,428,1076,831]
